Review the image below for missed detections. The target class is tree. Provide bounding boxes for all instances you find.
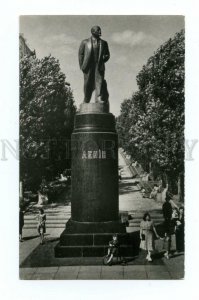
[20,55,76,191]
[117,30,184,197]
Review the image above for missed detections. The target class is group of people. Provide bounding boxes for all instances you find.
[20,192,184,264]
[162,192,184,256]
[19,207,47,245]
[106,198,184,264]
[140,193,184,261]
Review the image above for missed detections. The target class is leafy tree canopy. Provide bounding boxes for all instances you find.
[117,30,184,189]
[20,55,76,190]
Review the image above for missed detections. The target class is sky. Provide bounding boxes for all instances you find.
[20,15,184,116]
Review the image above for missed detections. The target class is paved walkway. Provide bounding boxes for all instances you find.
[119,152,162,212]
[19,151,184,280]
[20,261,183,280]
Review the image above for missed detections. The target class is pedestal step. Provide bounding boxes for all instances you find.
[55,230,136,257]
[54,244,134,257]
[59,232,132,246]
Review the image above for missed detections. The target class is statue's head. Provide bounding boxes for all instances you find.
[91,26,101,38]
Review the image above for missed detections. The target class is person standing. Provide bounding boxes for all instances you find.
[174,207,184,253]
[140,212,160,262]
[162,193,173,231]
[36,208,46,245]
[19,207,24,242]
[78,25,110,103]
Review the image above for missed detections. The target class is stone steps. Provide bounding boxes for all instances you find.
[125,210,164,228]
[59,232,132,245]
[54,243,134,257]
[23,216,69,229]
[24,218,67,221]
[55,231,137,257]
[129,217,163,221]
[128,221,163,227]
[24,220,67,223]
[24,225,66,229]
[25,211,71,215]
[23,210,164,229]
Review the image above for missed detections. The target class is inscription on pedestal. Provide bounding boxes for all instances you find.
[82,150,107,159]
[72,139,117,160]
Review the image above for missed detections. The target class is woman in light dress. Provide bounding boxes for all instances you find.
[140,212,160,261]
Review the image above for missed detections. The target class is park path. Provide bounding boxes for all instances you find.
[119,151,162,212]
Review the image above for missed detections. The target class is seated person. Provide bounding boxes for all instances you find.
[150,184,159,200]
[141,188,146,198]
[107,234,120,261]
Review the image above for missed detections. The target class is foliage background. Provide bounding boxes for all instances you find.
[20,55,76,191]
[116,30,185,197]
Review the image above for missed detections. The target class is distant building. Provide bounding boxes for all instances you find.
[19,34,35,58]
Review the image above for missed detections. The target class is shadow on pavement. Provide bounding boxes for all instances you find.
[20,229,165,268]
[119,182,139,195]
[23,235,40,241]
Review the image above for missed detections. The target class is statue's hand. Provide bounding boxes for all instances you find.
[103,54,110,63]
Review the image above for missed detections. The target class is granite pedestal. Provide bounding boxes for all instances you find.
[55,103,133,257]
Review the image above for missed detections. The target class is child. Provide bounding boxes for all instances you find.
[107,234,119,263]
[36,208,46,244]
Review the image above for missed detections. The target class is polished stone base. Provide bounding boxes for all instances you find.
[54,222,134,257]
[62,219,126,234]
[54,243,134,258]
[54,219,133,258]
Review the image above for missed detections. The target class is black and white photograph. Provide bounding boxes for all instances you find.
[19,15,185,280]
[1,0,199,299]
